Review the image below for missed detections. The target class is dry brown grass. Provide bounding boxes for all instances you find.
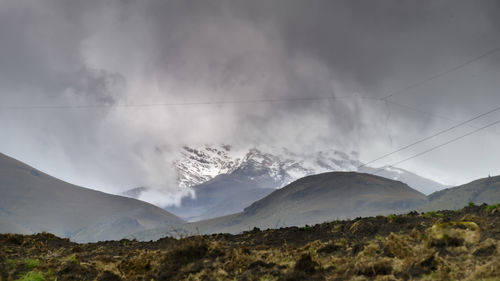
[1,205,499,280]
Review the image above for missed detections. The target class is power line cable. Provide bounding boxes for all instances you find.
[380,46,500,100]
[0,95,380,110]
[387,100,500,140]
[357,104,500,169]
[3,46,498,110]
[1,46,498,110]
[372,118,500,174]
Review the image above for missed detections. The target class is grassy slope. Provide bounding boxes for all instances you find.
[184,173,500,239]
[421,175,500,211]
[0,153,185,242]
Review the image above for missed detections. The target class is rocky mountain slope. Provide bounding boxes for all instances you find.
[0,153,185,242]
[174,145,242,188]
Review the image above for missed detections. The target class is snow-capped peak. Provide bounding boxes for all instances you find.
[175,146,363,189]
[174,145,243,188]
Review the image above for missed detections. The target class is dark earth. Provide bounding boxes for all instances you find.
[1,204,499,280]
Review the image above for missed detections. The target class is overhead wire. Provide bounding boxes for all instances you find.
[0,95,380,110]
[1,45,499,175]
[358,45,500,170]
[357,104,500,169]
[371,117,500,175]
[380,46,500,100]
[1,46,498,110]
[0,44,497,110]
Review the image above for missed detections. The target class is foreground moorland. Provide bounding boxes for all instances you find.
[1,204,499,281]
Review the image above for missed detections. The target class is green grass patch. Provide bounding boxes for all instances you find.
[63,254,78,264]
[486,203,500,211]
[16,271,45,281]
[24,258,40,269]
[6,258,18,267]
[423,211,444,218]
[387,214,397,222]
[259,275,273,281]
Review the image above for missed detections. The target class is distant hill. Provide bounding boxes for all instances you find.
[0,153,185,242]
[165,174,275,221]
[132,172,427,240]
[421,175,500,211]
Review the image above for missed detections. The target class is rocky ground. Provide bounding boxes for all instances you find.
[1,204,499,281]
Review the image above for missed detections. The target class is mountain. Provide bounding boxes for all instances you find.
[165,174,275,221]
[172,146,447,194]
[124,146,446,221]
[420,175,500,211]
[166,147,363,221]
[132,172,427,240]
[173,146,361,189]
[0,153,185,242]
[174,145,241,188]
[0,216,30,234]
[359,166,448,195]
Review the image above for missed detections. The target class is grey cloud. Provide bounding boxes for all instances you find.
[0,0,499,204]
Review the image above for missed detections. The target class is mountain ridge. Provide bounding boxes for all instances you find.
[421,174,500,211]
[124,146,447,221]
[132,171,429,240]
[0,152,185,242]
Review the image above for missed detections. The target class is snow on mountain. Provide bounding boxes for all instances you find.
[359,165,448,195]
[174,145,243,188]
[229,148,361,189]
[172,145,447,195]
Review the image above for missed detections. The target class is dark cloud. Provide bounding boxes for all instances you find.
[0,0,499,203]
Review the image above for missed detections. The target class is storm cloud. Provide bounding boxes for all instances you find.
[1,0,500,204]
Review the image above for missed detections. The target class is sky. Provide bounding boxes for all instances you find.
[1,0,500,205]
